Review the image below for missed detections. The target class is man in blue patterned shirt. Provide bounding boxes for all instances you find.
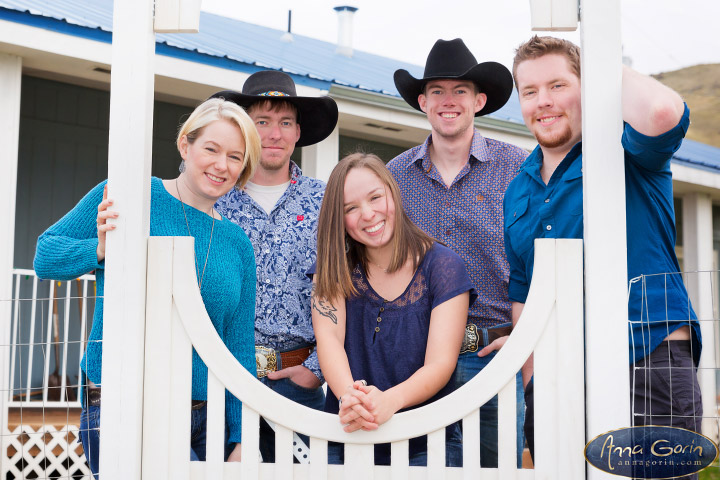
[212,71,338,461]
[388,39,529,467]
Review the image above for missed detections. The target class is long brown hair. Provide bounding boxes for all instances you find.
[315,153,435,300]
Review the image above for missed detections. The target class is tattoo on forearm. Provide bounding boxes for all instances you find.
[312,288,338,324]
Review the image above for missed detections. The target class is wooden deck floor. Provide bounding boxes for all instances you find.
[8,407,82,429]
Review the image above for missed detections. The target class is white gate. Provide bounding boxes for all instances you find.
[139,236,585,479]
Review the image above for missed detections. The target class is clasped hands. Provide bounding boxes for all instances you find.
[337,380,401,433]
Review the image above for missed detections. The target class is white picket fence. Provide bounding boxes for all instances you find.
[139,236,585,479]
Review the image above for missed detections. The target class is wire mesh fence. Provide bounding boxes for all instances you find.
[1,270,98,479]
[629,269,720,478]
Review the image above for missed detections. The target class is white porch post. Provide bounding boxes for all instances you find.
[98,0,155,478]
[580,0,631,477]
[0,53,21,455]
[681,192,718,442]
[301,125,339,182]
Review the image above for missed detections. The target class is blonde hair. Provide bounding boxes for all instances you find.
[177,97,261,188]
[315,153,435,300]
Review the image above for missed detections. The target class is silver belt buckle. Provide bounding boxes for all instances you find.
[460,324,480,354]
[255,346,278,378]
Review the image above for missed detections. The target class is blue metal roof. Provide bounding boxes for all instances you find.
[1,0,719,169]
[672,139,720,173]
[0,0,524,121]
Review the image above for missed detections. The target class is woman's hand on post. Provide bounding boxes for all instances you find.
[96,184,118,262]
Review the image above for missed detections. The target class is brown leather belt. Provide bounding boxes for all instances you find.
[86,387,206,410]
[460,323,513,354]
[281,346,313,368]
[256,345,313,378]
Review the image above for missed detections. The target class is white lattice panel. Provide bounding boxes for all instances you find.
[2,424,92,479]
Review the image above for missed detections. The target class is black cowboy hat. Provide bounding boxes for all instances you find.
[394,38,513,117]
[210,70,338,148]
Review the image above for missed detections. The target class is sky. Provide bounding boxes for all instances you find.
[200,0,720,76]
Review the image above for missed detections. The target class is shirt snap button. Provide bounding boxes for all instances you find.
[546,225,552,231]
[544,198,550,203]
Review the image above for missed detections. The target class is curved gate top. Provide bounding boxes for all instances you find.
[139,236,585,480]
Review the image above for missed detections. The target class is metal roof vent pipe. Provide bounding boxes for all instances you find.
[281,10,293,42]
[334,6,358,57]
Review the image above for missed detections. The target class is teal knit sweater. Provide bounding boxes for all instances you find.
[34,177,257,443]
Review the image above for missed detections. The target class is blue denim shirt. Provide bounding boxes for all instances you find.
[216,162,325,381]
[504,104,700,363]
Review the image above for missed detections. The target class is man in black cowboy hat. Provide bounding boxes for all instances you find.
[213,70,338,462]
[387,38,528,468]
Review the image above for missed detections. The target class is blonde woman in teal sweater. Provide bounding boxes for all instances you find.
[34,97,260,475]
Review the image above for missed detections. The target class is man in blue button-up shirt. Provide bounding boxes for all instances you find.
[213,71,339,461]
[388,38,529,468]
[505,36,701,460]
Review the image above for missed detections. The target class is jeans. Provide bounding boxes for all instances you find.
[258,376,325,462]
[79,405,101,478]
[188,404,232,461]
[327,426,463,466]
[79,403,227,478]
[455,350,525,468]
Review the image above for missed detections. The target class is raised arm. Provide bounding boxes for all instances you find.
[311,281,377,431]
[622,65,685,137]
[34,181,108,280]
[356,292,469,426]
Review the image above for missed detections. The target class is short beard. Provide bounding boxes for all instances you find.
[259,156,290,172]
[536,126,573,150]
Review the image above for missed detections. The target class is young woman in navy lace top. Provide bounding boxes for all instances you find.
[311,153,475,465]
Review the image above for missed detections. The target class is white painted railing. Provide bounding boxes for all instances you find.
[139,236,586,479]
[7,269,96,408]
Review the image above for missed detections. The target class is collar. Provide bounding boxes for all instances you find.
[288,161,303,185]
[409,129,489,173]
[522,142,583,184]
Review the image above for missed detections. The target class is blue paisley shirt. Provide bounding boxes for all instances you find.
[388,130,528,328]
[216,162,325,381]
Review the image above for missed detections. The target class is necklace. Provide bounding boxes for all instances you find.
[370,260,389,273]
[176,178,215,290]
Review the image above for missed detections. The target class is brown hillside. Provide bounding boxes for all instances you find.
[653,64,720,148]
